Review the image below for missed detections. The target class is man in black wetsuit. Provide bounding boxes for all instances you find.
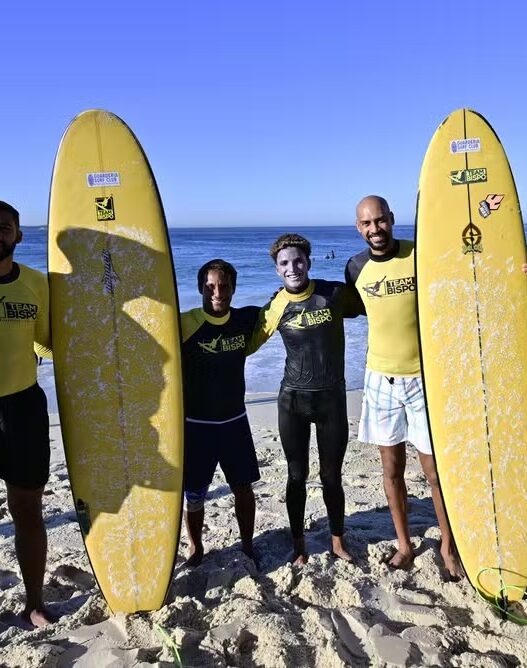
[249,234,364,565]
[182,259,261,566]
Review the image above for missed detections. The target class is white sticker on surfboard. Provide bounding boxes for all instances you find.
[86,172,121,187]
[449,138,481,154]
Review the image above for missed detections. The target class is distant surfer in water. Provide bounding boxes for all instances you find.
[181,259,261,566]
[248,234,364,566]
[0,201,55,627]
[345,195,463,579]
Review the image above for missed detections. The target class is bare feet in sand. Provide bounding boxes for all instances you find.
[331,535,353,562]
[291,537,308,566]
[383,548,415,570]
[291,551,308,567]
[22,608,56,628]
[441,544,464,581]
[184,547,204,567]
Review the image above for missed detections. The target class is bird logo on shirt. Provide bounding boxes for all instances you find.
[286,308,307,329]
[198,334,223,353]
[363,276,386,298]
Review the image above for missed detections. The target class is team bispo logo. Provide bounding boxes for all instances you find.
[450,168,487,185]
[285,308,333,329]
[0,296,38,320]
[95,196,116,221]
[198,334,246,353]
[362,276,415,298]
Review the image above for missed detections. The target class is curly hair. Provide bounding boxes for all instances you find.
[197,258,237,294]
[269,233,311,262]
[0,201,20,227]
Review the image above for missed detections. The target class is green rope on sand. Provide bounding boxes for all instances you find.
[154,623,183,667]
[476,568,527,625]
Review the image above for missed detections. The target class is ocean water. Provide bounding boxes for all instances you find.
[18,224,415,411]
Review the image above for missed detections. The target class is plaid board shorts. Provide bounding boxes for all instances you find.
[358,370,432,455]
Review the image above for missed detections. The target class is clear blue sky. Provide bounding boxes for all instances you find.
[3,1,527,226]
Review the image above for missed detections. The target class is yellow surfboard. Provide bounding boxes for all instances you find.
[416,108,527,607]
[48,110,184,613]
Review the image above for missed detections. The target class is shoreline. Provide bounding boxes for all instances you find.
[246,389,363,425]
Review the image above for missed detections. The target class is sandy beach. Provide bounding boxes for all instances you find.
[0,390,526,667]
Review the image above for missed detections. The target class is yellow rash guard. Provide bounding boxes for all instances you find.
[0,263,52,397]
[345,240,420,376]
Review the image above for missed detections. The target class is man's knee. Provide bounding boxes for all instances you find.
[287,461,308,485]
[7,486,44,525]
[184,486,208,513]
[379,444,406,480]
[423,466,439,488]
[418,454,439,487]
[320,470,342,492]
[231,483,254,499]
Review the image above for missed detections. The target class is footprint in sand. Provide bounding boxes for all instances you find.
[52,564,95,590]
[0,570,21,589]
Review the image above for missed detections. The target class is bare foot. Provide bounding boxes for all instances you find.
[441,545,464,581]
[291,551,308,567]
[241,544,260,569]
[383,549,415,570]
[184,547,204,567]
[22,608,56,628]
[331,535,353,562]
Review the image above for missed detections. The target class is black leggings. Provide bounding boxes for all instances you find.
[278,383,349,538]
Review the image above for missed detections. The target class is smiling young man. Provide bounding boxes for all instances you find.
[249,233,363,565]
[181,259,261,566]
[0,201,54,627]
[345,195,463,579]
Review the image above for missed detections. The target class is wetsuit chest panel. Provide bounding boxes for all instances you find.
[182,306,260,421]
[278,280,347,390]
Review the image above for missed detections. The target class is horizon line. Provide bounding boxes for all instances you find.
[24,221,418,230]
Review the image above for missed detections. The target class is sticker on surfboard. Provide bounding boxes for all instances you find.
[86,172,121,187]
[450,138,481,154]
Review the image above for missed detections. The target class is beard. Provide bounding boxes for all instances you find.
[366,230,391,251]
[0,240,17,262]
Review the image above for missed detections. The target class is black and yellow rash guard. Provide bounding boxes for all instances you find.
[248,279,364,390]
[0,263,52,397]
[344,239,420,376]
[181,306,261,422]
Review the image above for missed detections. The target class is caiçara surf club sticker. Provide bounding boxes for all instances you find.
[86,172,121,187]
[450,138,481,154]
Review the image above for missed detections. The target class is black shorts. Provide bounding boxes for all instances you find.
[0,383,50,489]
[184,413,260,492]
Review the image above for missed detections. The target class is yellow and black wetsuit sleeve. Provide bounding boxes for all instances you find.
[339,284,366,318]
[245,290,290,355]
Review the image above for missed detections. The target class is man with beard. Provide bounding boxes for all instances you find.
[182,259,261,566]
[0,201,54,626]
[345,195,463,579]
